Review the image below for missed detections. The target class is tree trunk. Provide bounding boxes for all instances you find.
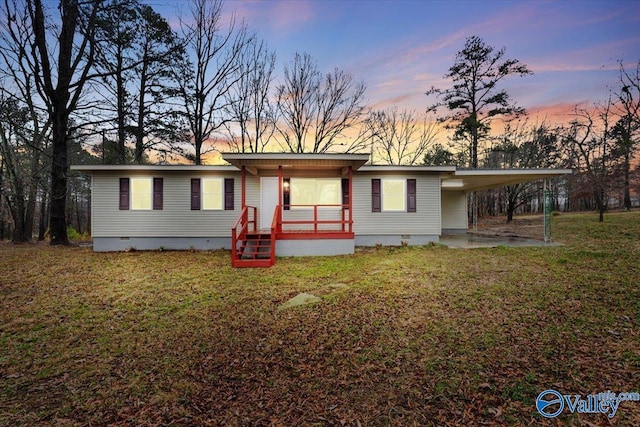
[623,152,631,210]
[471,112,479,169]
[38,188,48,241]
[9,178,29,243]
[134,55,148,164]
[49,112,70,245]
[0,158,4,241]
[117,49,126,164]
[595,186,605,223]
[23,146,42,241]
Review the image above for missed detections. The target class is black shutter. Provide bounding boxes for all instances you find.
[407,179,416,212]
[371,179,381,212]
[341,178,349,206]
[283,178,290,210]
[191,178,201,210]
[119,178,129,210]
[153,178,163,210]
[224,178,234,210]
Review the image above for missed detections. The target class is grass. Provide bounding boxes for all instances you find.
[1,211,639,426]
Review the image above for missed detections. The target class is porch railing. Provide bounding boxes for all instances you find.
[231,206,257,264]
[278,204,353,233]
[269,205,280,265]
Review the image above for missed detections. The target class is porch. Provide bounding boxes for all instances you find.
[223,153,369,268]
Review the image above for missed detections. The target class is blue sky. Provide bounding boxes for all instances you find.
[154,0,640,124]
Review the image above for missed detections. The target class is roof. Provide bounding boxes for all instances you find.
[71,159,572,191]
[221,152,370,174]
[70,164,234,172]
[359,165,456,173]
[442,169,573,191]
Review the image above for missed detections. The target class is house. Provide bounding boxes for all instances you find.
[72,153,570,267]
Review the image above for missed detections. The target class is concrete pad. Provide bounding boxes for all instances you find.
[440,234,562,249]
[278,292,322,311]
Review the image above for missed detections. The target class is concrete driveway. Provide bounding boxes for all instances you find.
[440,234,562,249]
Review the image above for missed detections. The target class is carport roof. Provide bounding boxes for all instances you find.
[442,169,572,192]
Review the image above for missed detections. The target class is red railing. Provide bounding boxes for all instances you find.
[278,204,353,234]
[231,206,257,264]
[269,205,280,265]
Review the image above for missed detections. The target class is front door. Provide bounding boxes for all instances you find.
[260,177,279,229]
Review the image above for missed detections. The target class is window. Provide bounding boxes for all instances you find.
[191,178,234,210]
[291,178,341,207]
[131,177,152,210]
[382,179,405,211]
[202,178,223,210]
[371,178,417,213]
[120,177,163,210]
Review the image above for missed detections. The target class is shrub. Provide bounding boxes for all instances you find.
[67,227,91,242]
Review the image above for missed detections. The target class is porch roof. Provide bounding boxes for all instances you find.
[221,153,370,174]
[442,168,573,192]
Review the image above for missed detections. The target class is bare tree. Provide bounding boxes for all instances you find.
[92,0,139,164]
[276,52,367,153]
[1,0,103,245]
[563,101,614,222]
[486,119,561,221]
[610,59,640,210]
[179,0,252,164]
[224,38,276,153]
[1,0,58,243]
[368,107,439,165]
[0,97,49,242]
[93,0,188,164]
[427,35,532,168]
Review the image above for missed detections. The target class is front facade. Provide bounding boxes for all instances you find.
[73,153,569,267]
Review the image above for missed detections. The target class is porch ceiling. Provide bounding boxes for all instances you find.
[442,169,572,192]
[221,153,370,175]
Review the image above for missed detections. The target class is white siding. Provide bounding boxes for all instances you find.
[92,171,240,237]
[352,173,441,235]
[441,191,468,231]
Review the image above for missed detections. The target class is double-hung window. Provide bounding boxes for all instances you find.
[119,177,163,210]
[372,178,416,212]
[191,178,234,210]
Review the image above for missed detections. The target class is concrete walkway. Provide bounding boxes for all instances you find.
[440,234,562,249]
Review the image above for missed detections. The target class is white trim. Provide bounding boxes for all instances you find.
[359,165,455,172]
[71,165,235,172]
[453,168,572,176]
[222,153,370,161]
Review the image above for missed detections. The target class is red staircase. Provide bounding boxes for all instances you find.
[231,206,276,268]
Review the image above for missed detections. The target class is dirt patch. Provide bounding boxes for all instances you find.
[472,214,545,240]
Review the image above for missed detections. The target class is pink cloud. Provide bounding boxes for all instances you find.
[230,0,315,36]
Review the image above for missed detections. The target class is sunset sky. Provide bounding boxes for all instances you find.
[154,0,639,126]
[146,0,640,137]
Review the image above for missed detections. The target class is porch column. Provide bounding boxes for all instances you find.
[349,165,353,233]
[241,165,246,209]
[278,165,283,225]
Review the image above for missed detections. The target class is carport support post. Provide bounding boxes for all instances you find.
[543,179,551,243]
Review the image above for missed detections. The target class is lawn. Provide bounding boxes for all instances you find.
[1,212,639,426]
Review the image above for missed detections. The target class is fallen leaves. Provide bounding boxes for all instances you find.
[1,212,639,425]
